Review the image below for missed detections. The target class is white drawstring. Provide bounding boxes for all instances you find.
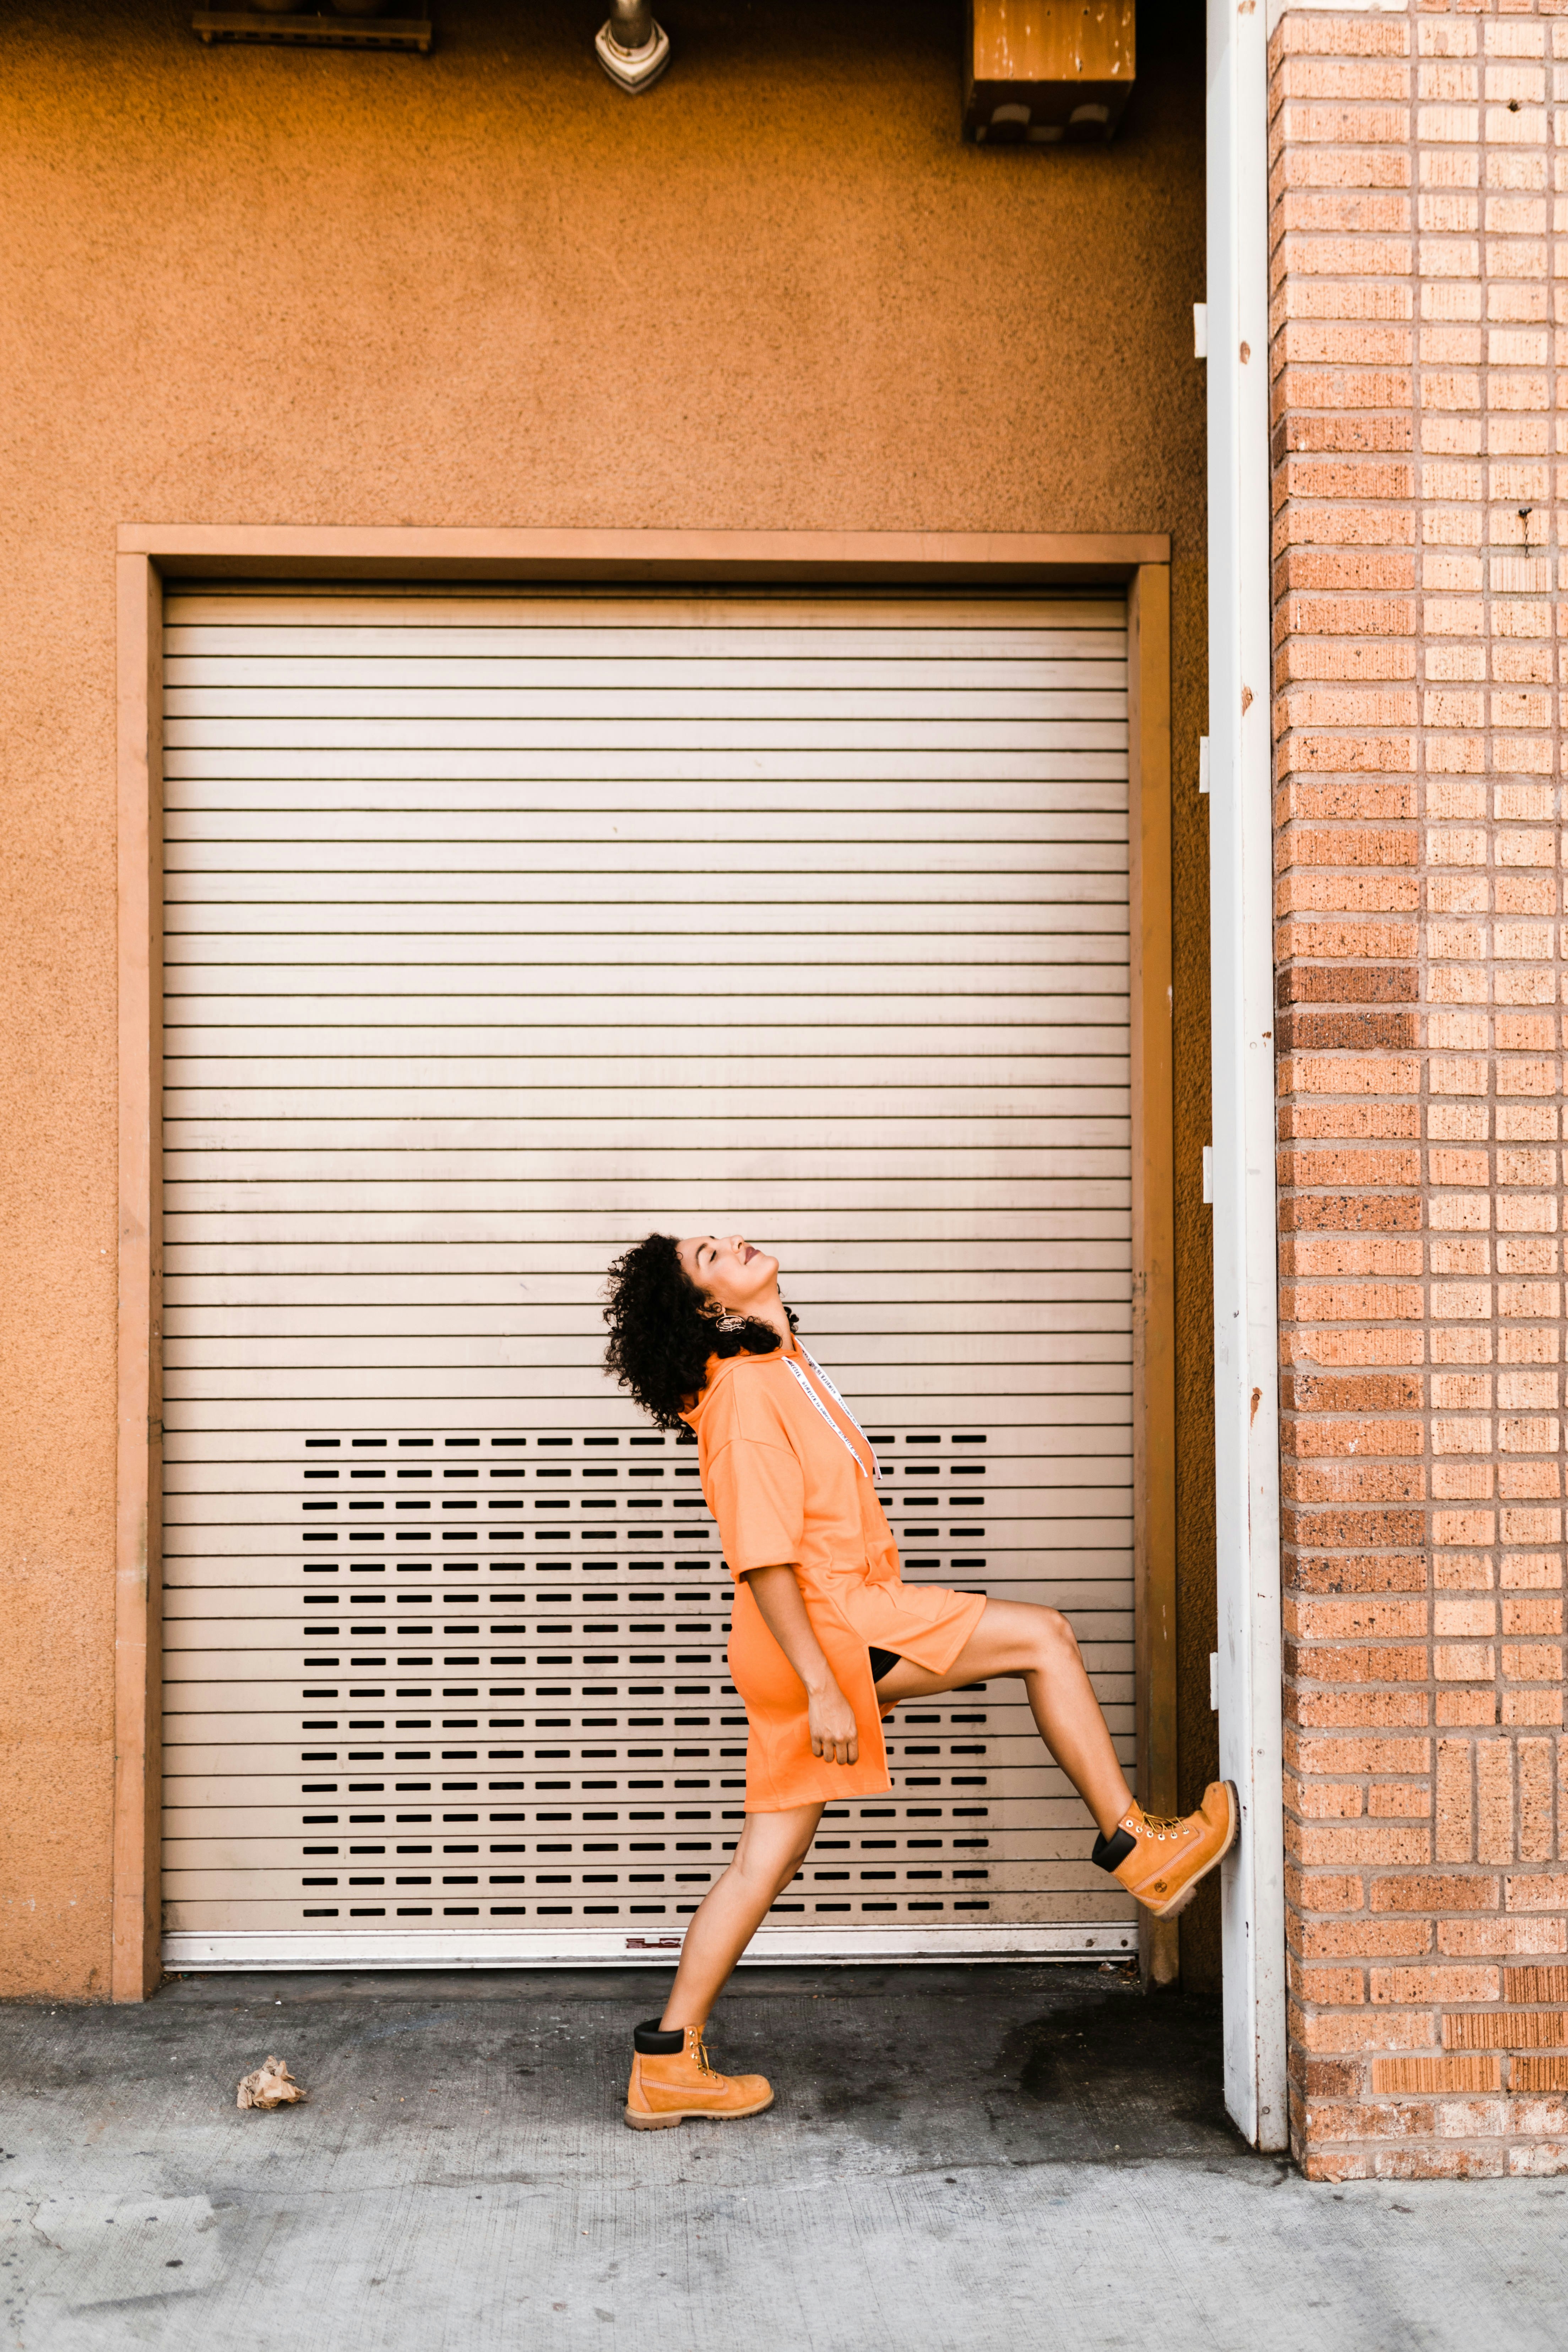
[781,1348,881,1481]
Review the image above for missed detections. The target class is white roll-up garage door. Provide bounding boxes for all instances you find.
[159,587,1139,1969]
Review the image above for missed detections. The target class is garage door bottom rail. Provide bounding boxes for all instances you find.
[163,1922,1135,1970]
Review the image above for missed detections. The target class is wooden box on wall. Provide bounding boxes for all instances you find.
[965,0,1136,144]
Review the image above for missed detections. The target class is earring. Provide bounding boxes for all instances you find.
[714,1313,746,1333]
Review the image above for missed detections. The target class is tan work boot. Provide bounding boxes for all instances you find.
[1091,1781,1238,1919]
[624,2020,775,2130]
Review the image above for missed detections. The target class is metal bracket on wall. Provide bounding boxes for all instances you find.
[193,11,433,49]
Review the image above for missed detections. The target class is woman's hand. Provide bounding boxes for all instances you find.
[743,1564,861,1767]
[807,1678,859,1767]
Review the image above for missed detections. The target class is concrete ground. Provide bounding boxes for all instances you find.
[2,1964,1566,2352]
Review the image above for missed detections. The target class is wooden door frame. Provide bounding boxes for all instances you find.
[113,524,1175,2000]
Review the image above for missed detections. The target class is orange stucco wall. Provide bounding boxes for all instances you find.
[0,0,1211,1997]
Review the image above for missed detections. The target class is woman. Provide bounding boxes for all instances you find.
[602,1231,1235,2131]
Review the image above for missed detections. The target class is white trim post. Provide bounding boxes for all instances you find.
[1206,0,1288,2152]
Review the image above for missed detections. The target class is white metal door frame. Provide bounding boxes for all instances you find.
[1206,5,1290,2152]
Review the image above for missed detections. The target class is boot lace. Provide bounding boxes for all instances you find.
[1131,1810,1188,1841]
[689,2029,717,2076]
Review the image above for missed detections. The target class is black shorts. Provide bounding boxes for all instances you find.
[868,1646,902,1683]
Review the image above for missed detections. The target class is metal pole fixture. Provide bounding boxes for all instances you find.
[595,0,671,92]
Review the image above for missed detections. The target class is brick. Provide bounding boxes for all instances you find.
[1297,2009,1437,2055]
[1477,1739,1515,1864]
[1435,1597,1494,1636]
[1277,642,1419,687]
[1289,1332,1428,1370]
[1504,1964,1568,2002]
[1279,1053,1421,1094]
[1292,1690,1431,1730]
[1297,1965,1368,2006]
[1374,1965,1499,2004]
[1287,1772,1365,1823]
[1512,2058,1568,2093]
[1295,1564,1429,1604]
[1277,417,1413,456]
[1444,2010,1568,2050]
[1280,1248,1421,1292]
[1376,2148,1506,2180]
[1275,923,1420,962]
[1300,2153,1372,2184]
[1437,1691,1500,1728]
[1285,1442,1428,1496]
[1287,1866,1364,1915]
[1283,1372,1424,1411]
[1301,2058,1363,2102]
[1276,1010,1418,1052]
[1283,1507,1426,1548]
[1290,1644,1431,1686]
[1278,594,1418,637]
[1281,1195,1423,1232]
[1371,2055,1500,2093]
[1437,1738,1475,1863]
[1277,457,1416,502]
[1308,2099,1448,2148]
[1272,511,1414,560]
[1503,1691,1565,1727]
[1281,1284,1424,1322]
[1280,788,1418,826]
[1289,1822,1431,1867]
[1280,1107,1420,1141]
[1276,58,1410,103]
[1275,16,1409,61]
[1436,2094,1510,2139]
[1302,1919,1432,1961]
[1279,1151,1422,1188]
[1436,1642,1497,1680]
[1372,1876,1498,1913]
[1506,1875,1568,1911]
[1279,823,1420,870]
[1504,1644,1565,1681]
[1292,1595,1428,1637]
[1440,1919,1568,1956]
[1300,2097,1437,2146]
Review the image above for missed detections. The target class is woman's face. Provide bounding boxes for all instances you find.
[677,1233,781,1318]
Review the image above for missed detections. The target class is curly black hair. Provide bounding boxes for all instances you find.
[602,1232,798,1431]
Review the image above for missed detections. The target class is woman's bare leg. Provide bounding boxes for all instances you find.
[874,1600,1133,1838]
[659,1802,823,2033]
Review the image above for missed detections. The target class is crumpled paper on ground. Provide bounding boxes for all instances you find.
[237,2054,308,2110]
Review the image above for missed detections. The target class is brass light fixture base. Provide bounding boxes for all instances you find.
[595,15,670,92]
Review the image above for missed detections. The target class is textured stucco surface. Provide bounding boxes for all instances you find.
[0,0,1210,1997]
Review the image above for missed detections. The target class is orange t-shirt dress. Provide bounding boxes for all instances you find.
[681,1338,987,1811]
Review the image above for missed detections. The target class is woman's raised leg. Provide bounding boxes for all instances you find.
[874,1599,1235,1917]
[879,1599,1133,1835]
[658,1801,823,2032]
[875,1598,1132,1835]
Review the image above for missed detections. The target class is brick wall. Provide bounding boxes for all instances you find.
[1271,0,1568,2177]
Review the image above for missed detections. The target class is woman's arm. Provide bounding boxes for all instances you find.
[742,1564,859,1766]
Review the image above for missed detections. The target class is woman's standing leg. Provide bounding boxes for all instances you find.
[624,1803,823,2128]
[659,1801,822,2031]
